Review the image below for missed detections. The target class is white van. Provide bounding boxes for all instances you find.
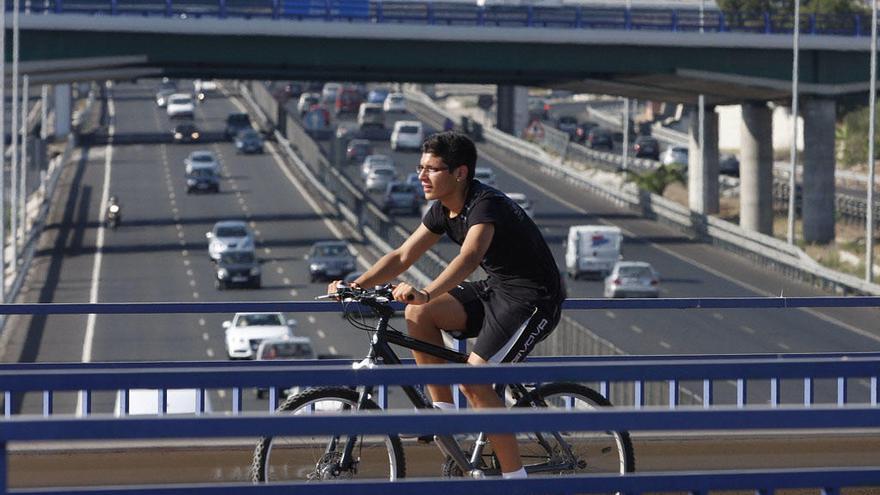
[114,388,213,416]
[565,225,622,279]
[391,120,424,151]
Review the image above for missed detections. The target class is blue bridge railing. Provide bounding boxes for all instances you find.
[16,1,876,37]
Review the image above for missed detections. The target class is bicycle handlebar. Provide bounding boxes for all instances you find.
[317,283,396,304]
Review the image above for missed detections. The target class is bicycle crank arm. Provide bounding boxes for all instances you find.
[434,434,473,472]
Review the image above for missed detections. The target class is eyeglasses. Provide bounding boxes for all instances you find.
[416,164,449,175]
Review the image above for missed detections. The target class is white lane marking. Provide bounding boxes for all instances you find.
[328,346,338,355]
[778,342,791,350]
[276,267,284,274]
[290,289,298,297]
[179,239,186,246]
[489,153,880,345]
[238,197,246,204]
[193,292,200,299]
[218,390,227,399]
[182,249,189,256]
[264,248,272,255]
[250,221,257,228]
[740,325,756,334]
[189,280,196,287]
[605,311,616,319]
[630,325,643,334]
[187,269,194,276]
[316,329,326,339]
[206,348,215,358]
[712,313,724,320]
[79,84,115,415]
[178,231,185,239]
[169,192,175,200]
[254,230,261,237]
[308,316,317,324]
[183,259,190,266]
[283,277,291,285]
[176,224,183,231]
[659,341,672,349]
[199,318,206,326]
[172,207,179,214]
[202,332,209,340]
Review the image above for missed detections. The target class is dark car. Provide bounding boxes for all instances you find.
[234,129,264,154]
[382,182,421,215]
[224,113,252,140]
[335,87,362,116]
[346,139,373,164]
[172,122,200,143]
[587,128,613,150]
[719,154,740,177]
[185,166,220,194]
[555,116,579,139]
[307,241,357,282]
[633,136,660,160]
[574,121,598,144]
[215,249,261,290]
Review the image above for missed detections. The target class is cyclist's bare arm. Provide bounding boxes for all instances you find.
[394,223,494,304]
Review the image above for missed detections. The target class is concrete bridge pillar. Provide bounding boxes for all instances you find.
[53,84,71,137]
[496,85,528,137]
[802,98,836,244]
[688,104,719,215]
[740,101,774,235]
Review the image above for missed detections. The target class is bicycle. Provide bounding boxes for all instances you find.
[251,284,635,482]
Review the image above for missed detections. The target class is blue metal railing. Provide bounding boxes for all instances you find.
[15,1,876,37]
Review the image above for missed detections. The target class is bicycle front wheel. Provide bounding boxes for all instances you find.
[251,387,406,483]
[513,382,635,476]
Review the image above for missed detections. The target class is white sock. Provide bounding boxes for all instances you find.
[432,401,456,410]
[502,467,527,479]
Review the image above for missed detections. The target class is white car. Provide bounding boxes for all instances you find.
[506,192,534,218]
[184,150,220,176]
[383,92,407,113]
[224,312,297,360]
[297,92,320,115]
[661,146,689,166]
[193,79,217,100]
[361,154,394,180]
[115,389,213,416]
[206,220,255,262]
[603,261,660,298]
[365,165,397,193]
[475,167,497,187]
[166,93,195,119]
[390,120,424,151]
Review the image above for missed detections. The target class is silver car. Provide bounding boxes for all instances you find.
[361,154,394,180]
[365,165,396,193]
[206,220,255,262]
[603,261,660,298]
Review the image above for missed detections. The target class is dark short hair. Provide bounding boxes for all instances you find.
[421,131,477,181]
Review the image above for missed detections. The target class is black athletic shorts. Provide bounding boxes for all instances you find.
[448,280,562,363]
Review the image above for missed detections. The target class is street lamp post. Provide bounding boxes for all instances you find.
[868,0,878,283]
[0,0,6,302]
[787,0,801,245]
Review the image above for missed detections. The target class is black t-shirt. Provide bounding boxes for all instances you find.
[423,180,563,304]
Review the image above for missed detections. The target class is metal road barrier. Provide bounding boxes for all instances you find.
[402,87,880,297]
[3,299,880,493]
[24,1,879,37]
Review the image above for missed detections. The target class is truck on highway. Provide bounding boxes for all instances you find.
[564,225,622,279]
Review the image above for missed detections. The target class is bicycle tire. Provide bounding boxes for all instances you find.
[251,387,406,482]
[512,382,636,476]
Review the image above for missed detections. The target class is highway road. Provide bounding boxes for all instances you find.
[0,80,878,414]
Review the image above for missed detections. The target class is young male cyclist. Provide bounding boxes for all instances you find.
[328,131,565,479]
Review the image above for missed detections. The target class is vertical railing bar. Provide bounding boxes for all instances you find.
[42,390,53,416]
[269,387,278,412]
[233,387,242,414]
[4,392,11,417]
[196,388,205,415]
[600,381,609,399]
[702,379,712,408]
[770,378,779,407]
[736,378,747,408]
[837,377,847,406]
[634,380,643,409]
[116,389,127,416]
[871,376,878,405]
[82,390,92,416]
[668,379,678,409]
[159,388,168,416]
[378,385,387,409]
[804,377,813,406]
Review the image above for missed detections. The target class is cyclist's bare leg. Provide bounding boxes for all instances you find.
[404,293,468,404]
[460,353,524,474]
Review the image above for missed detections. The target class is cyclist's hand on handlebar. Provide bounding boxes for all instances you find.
[392,283,428,305]
[326,280,344,298]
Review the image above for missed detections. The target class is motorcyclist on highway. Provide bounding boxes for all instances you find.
[107,195,122,228]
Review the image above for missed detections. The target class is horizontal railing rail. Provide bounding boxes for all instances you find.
[16,1,876,37]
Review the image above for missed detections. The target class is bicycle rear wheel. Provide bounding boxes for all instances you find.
[513,382,635,476]
[251,387,406,482]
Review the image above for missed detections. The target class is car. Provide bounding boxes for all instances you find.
[271,81,303,102]
[361,154,393,179]
[390,121,424,151]
[215,248,261,290]
[527,96,549,121]
[185,165,220,194]
[224,112,252,140]
[166,93,195,119]
[193,79,217,101]
[474,167,497,187]
[367,88,391,104]
[254,336,316,398]
[184,150,220,175]
[172,122,200,143]
[382,182,421,215]
[603,261,660,298]
[115,388,212,416]
[335,87,362,115]
[555,116,579,139]
[404,172,425,200]
[719,153,740,177]
[223,312,297,360]
[347,139,374,164]
[365,165,397,193]
[307,240,357,282]
[297,92,320,116]
[321,82,342,106]
[633,136,660,160]
[587,128,613,150]
[383,92,407,113]
[234,129,264,154]
[574,121,598,144]
[506,192,534,218]
[155,87,176,108]
[302,106,333,140]
[357,103,385,129]
[661,145,689,166]
[206,220,255,262]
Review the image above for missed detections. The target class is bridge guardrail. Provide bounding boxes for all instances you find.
[403,86,880,296]
[31,1,878,37]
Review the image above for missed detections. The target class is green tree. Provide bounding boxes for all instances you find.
[717,0,866,19]
[624,165,687,196]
